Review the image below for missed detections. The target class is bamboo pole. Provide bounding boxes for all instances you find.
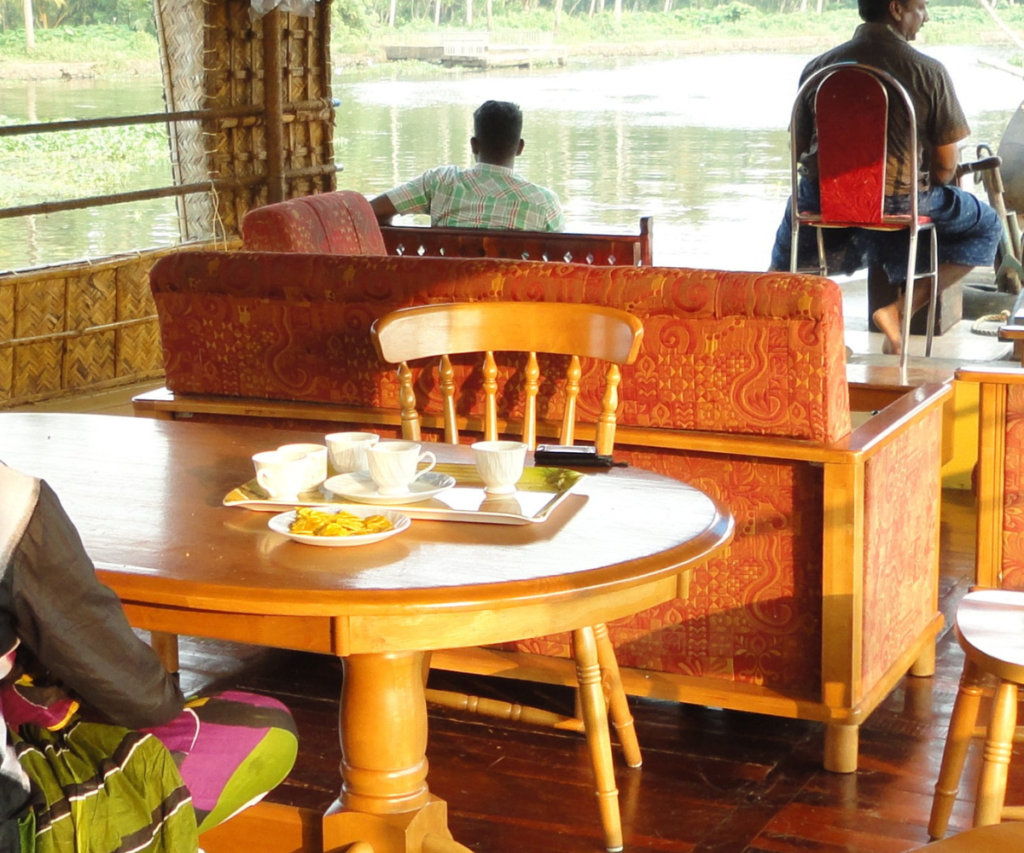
[0,316,159,350]
[0,164,341,221]
[0,100,334,138]
[263,9,287,204]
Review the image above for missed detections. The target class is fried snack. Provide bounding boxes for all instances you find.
[290,507,393,537]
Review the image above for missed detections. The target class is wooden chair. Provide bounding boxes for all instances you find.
[929,590,1024,838]
[789,63,939,374]
[371,301,644,853]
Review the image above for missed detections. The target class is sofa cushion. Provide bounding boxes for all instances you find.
[240,191,387,256]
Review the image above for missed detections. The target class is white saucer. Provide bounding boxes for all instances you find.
[323,471,456,505]
[268,507,410,547]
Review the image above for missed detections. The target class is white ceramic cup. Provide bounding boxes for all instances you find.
[325,432,380,474]
[472,440,527,495]
[276,443,328,492]
[366,441,437,496]
[253,449,309,499]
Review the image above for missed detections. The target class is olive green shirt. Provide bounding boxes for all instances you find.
[795,23,970,196]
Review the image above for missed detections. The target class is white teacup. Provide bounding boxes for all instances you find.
[366,441,437,496]
[276,443,328,491]
[325,432,380,474]
[253,449,309,500]
[472,440,527,495]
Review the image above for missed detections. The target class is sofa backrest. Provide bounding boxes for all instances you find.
[379,217,654,266]
[150,252,852,443]
[240,191,387,255]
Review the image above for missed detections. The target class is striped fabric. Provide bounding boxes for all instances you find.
[13,721,197,853]
[386,163,565,232]
[9,690,297,853]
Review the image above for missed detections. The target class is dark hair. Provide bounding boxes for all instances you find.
[473,101,523,160]
[859,0,893,22]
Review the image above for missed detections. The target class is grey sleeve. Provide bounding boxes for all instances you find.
[4,481,185,729]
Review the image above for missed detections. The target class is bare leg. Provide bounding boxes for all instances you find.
[872,263,973,354]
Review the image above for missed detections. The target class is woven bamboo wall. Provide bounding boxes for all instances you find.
[204,0,336,233]
[0,240,238,408]
[2,0,336,404]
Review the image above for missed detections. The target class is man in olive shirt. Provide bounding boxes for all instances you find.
[769,0,1002,355]
[369,100,565,233]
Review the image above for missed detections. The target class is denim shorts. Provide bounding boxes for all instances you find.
[769,178,1002,285]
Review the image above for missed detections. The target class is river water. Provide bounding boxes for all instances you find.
[2,45,1023,273]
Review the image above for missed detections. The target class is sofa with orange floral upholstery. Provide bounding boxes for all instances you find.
[134,250,950,773]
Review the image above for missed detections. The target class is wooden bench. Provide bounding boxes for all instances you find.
[240,190,655,267]
[380,217,654,266]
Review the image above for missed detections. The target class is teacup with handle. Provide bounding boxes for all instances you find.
[365,441,436,496]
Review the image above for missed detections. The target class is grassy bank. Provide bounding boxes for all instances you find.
[2,7,1024,78]
[0,24,159,70]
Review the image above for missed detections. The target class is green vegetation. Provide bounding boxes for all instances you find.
[0,22,158,64]
[1,0,155,33]
[330,0,1024,51]
[0,118,170,207]
[2,1,1024,69]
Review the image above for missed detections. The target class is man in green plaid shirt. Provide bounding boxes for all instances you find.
[369,101,565,232]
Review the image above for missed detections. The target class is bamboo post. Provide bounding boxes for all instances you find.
[263,8,286,204]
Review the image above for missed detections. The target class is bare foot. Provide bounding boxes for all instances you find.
[872,304,902,356]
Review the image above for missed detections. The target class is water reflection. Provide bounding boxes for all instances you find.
[336,46,1024,270]
[2,46,1023,272]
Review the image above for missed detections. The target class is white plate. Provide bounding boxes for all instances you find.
[323,471,456,506]
[268,507,410,547]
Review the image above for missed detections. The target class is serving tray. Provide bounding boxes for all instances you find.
[223,463,585,525]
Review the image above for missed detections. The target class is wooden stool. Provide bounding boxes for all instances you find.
[916,821,1024,850]
[929,590,1024,839]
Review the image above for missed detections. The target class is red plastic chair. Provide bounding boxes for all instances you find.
[789,63,938,373]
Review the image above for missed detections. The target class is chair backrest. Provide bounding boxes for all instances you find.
[240,190,387,255]
[791,63,922,227]
[817,67,889,224]
[371,302,645,454]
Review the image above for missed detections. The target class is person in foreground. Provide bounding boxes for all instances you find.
[369,99,566,232]
[768,0,1002,355]
[0,461,298,852]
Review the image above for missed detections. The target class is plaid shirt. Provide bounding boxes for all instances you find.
[386,163,565,232]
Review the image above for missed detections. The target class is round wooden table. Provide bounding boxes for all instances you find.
[0,413,734,853]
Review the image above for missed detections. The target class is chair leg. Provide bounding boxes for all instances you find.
[899,231,920,375]
[975,679,1018,827]
[923,226,939,357]
[930,659,986,839]
[594,623,642,768]
[150,631,180,674]
[424,687,583,731]
[573,626,624,853]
